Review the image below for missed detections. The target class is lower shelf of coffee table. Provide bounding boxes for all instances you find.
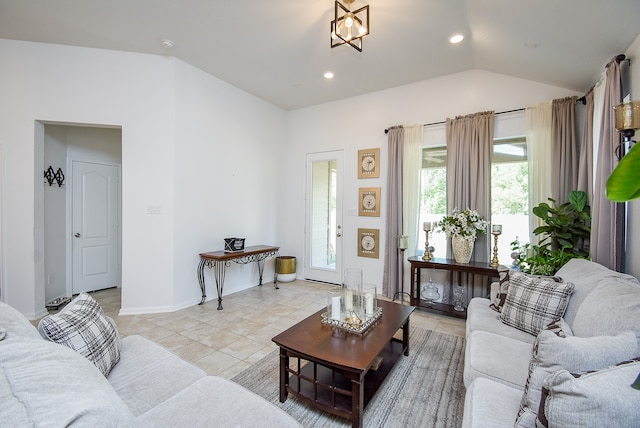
[285,338,405,420]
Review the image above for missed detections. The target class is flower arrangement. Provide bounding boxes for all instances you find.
[436,208,488,240]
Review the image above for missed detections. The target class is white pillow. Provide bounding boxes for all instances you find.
[537,359,640,427]
[38,292,121,376]
[515,329,639,428]
[500,271,574,336]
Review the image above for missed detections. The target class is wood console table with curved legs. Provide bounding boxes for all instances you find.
[197,245,280,310]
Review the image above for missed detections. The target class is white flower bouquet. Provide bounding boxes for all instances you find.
[436,208,488,240]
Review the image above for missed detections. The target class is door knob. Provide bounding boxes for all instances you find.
[74,233,81,238]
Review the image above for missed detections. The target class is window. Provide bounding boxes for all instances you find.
[418,136,530,264]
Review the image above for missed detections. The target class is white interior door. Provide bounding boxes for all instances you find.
[304,151,343,284]
[72,160,120,294]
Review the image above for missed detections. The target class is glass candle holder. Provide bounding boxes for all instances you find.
[327,289,343,321]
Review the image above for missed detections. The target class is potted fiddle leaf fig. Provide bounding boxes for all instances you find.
[606,142,640,201]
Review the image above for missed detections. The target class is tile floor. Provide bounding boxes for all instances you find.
[85,280,466,379]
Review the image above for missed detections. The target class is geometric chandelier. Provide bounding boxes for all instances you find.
[330,0,370,52]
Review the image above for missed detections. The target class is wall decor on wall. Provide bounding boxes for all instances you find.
[358,148,380,179]
[357,228,379,259]
[358,187,380,217]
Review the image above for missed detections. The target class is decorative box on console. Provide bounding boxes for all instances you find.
[224,238,245,252]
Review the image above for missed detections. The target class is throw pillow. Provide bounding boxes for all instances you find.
[489,265,511,312]
[537,359,640,428]
[38,292,121,376]
[500,271,574,336]
[514,329,639,428]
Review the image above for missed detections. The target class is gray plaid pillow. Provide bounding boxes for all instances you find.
[500,271,574,336]
[38,292,121,376]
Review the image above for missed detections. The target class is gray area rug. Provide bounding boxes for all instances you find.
[232,327,466,427]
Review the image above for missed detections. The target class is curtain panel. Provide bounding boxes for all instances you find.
[383,127,404,298]
[591,58,625,271]
[445,111,494,305]
[577,90,595,201]
[551,96,578,204]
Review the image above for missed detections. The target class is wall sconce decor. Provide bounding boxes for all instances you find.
[330,0,369,52]
[44,166,65,187]
[613,101,640,159]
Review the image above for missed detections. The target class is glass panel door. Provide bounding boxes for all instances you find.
[305,151,343,284]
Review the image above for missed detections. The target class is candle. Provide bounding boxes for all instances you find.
[398,235,408,250]
[344,290,353,310]
[492,224,502,234]
[365,293,374,315]
[331,296,341,320]
[423,222,431,231]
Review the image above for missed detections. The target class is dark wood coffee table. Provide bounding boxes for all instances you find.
[272,299,414,428]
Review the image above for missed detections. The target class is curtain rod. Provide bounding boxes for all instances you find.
[384,108,525,134]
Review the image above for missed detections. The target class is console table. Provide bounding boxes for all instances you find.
[408,256,499,319]
[197,245,280,310]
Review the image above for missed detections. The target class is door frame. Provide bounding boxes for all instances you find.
[304,150,344,285]
[68,159,122,296]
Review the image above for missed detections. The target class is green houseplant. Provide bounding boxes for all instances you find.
[606,140,640,202]
[511,190,591,275]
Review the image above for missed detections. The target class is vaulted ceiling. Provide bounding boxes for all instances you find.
[1,0,639,110]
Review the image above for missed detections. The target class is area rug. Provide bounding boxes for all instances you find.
[231,327,466,427]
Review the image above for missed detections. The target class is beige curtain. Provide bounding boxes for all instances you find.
[445,111,494,305]
[525,102,553,244]
[591,58,625,271]
[577,91,595,202]
[551,96,578,204]
[383,127,404,298]
[402,125,423,293]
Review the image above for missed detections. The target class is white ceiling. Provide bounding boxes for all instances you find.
[1,0,639,110]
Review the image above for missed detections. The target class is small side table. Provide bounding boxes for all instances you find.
[197,245,280,310]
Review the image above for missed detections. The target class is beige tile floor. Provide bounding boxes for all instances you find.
[86,280,466,380]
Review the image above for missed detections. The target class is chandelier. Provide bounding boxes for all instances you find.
[330,0,370,52]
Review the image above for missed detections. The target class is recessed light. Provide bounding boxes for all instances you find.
[324,72,334,79]
[449,34,464,44]
[161,39,174,49]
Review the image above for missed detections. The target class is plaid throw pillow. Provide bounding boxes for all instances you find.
[499,271,574,336]
[38,292,121,376]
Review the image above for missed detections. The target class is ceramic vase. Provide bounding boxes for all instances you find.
[452,236,474,263]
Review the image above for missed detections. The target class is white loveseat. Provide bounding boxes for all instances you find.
[462,258,640,427]
[0,296,301,427]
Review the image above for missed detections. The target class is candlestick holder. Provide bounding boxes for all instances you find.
[422,229,432,261]
[490,231,501,268]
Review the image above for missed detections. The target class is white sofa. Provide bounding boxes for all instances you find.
[0,297,300,427]
[462,258,640,427]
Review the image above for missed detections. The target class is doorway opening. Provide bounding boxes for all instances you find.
[37,122,122,308]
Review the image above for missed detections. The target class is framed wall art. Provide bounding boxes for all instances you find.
[358,187,380,217]
[357,228,379,259]
[358,148,380,179]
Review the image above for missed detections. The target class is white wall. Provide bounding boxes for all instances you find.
[0,39,286,317]
[283,70,583,289]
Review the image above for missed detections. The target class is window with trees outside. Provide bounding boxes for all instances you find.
[418,136,529,265]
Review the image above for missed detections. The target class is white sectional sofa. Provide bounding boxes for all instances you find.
[0,294,301,427]
[462,258,640,427]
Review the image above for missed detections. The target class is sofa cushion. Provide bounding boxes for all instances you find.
[135,376,302,427]
[571,278,640,340]
[500,272,574,336]
[489,265,512,312]
[108,335,206,416]
[464,331,532,389]
[537,359,640,428]
[515,330,639,427]
[38,292,121,376]
[461,377,523,428]
[0,336,134,427]
[466,298,536,344]
[555,258,640,326]
[0,301,43,341]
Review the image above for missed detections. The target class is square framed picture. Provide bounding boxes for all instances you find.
[358,187,380,217]
[357,228,379,259]
[358,148,380,179]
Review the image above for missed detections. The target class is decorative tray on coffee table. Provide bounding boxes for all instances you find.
[320,307,383,335]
